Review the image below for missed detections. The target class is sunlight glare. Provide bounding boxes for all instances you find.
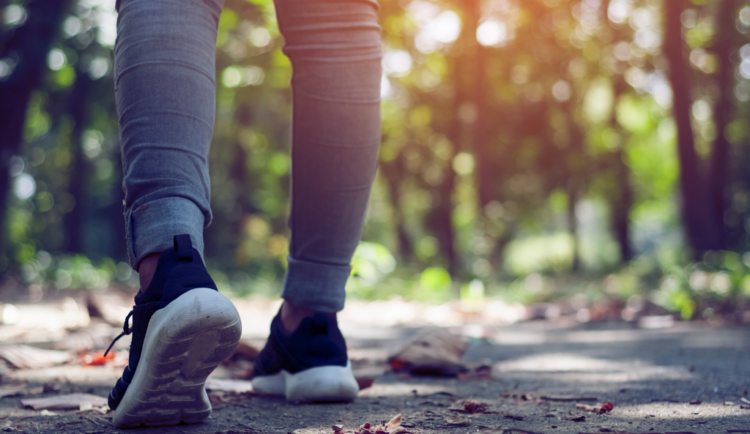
[740,6,750,27]
[410,3,462,54]
[47,49,66,71]
[552,80,571,102]
[607,0,631,24]
[477,19,507,47]
[13,174,36,200]
[380,74,392,99]
[740,59,750,80]
[383,50,413,76]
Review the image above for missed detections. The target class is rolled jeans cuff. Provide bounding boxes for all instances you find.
[126,197,205,270]
[281,257,351,313]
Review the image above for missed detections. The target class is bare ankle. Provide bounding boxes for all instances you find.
[280,301,318,332]
[138,253,161,292]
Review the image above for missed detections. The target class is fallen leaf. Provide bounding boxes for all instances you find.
[355,422,373,434]
[444,415,471,427]
[22,393,107,410]
[566,415,586,422]
[78,405,109,415]
[205,378,254,394]
[389,328,470,376]
[540,395,598,402]
[576,401,614,414]
[575,403,599,412]
[0,383,27,399]
[332,424,345,434]
[449,399,488,413]
[0,345,72,369]
[385,414,402,432]
[81,350,115,366]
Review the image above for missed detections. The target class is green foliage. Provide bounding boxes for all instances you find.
[3,0,749,322]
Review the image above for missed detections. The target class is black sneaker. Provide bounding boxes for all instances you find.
[106,235,242,428]
[251,309,358,402]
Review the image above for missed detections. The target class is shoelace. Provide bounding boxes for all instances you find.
[104,310,133,357]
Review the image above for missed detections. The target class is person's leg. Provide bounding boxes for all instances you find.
[107,0,241,427]
[116,0,219,277]
[276,0,383,319]
[251,0,382,402]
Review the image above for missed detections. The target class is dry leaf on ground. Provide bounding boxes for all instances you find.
[0,383,27,398]
[21,393,107,410]
[0,345,72,369]
[575,401,614,414]
[449,400,488,413]
[389,328,470,376]
[81,350,115,366]
[385,413,402,431]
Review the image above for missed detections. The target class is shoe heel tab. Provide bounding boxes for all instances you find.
[173,235,193,262]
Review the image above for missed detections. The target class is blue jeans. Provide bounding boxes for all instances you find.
[115,0,382,312]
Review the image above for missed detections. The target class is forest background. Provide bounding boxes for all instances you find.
[1,0,750,322]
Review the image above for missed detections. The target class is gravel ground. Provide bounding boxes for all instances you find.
[0,295,748,434]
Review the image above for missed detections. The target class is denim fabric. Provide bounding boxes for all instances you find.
[115,0,382,312]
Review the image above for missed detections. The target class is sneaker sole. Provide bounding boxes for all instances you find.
[252,361,359,402]
[113,288,242,428]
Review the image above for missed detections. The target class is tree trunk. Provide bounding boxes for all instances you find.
[63,71,92,253]
[708,0,738,250]
[611,148,634,262]
[610,78,634,262]
[0,0,68,257]
[380,156,413,259]
[467,0,496,210]
[663,0,719,258]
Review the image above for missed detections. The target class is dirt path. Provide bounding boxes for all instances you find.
[0,295,748,434]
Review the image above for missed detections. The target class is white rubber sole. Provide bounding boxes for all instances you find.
[252,360,359,402]
[113,288,242,428]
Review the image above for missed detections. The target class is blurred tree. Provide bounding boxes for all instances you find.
[2,0,749,303]
[663,0,720,258]
[709,0,740,249]
[0,0,68,257]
